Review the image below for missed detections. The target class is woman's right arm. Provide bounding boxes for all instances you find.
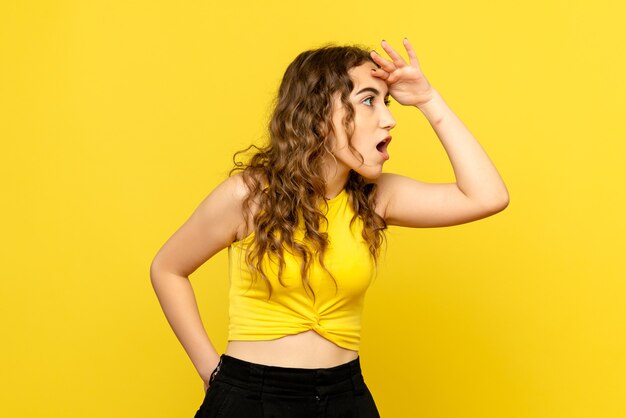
[149,174,248,389]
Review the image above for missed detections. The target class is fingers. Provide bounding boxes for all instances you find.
[371,38,420,70]
[380,40,407,68]
[370,50,396,74]
[402,38,420,68]
[370,67,390,80]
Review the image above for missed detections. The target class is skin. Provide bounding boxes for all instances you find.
[322,62,396,189]
[150,38,510,392]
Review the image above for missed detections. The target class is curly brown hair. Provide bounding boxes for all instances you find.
[230,45,387,298]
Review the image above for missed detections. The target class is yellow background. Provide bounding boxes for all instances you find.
[1,1,624,417]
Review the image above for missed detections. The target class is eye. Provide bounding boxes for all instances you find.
[362,96,374,106]
[362,96,391,107]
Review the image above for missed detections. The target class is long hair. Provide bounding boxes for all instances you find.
[230,45,387,298]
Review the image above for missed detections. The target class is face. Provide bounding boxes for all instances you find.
[327,62,397,180]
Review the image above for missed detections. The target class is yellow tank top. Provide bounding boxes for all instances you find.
[227,188,375,351]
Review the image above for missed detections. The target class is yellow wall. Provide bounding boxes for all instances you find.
[1,1,624,417]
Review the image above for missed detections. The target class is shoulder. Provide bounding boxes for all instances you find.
[369,172,439,222]
[217,172,252,204]
[150,174,254,277]
[369,173,402,218]
[220,172,265,241]
[193,174,248,217]
[187,174,250,241]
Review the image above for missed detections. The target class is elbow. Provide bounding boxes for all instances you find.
[149,256,189,288]
[495,196,510,214]
[468,183,509,217]
[498,186,511,211]
[149,259,161,288]
[149,256,170,288]
[483,191,510,215]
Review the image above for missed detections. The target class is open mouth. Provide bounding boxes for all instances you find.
[376,136,391,160]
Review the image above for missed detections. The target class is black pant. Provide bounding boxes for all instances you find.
[194,354,380,418]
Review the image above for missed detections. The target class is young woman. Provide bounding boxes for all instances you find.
[150,38,509,417]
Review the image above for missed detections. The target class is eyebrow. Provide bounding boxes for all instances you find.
[355,87,381,96]
[354,87,390,99]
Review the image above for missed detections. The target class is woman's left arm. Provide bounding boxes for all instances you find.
[371,39,509,227]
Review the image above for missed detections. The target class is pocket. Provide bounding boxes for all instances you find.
[354,386,381,418]
[208,358,223,386]
[194,382,233,418]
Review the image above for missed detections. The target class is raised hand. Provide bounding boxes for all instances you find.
[370,38,435,108]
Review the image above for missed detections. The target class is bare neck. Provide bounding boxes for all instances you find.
[320,153,351,199]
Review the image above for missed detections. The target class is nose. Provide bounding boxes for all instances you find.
[380,106,397,130]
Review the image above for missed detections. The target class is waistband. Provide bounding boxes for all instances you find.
[211,354,366,397]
